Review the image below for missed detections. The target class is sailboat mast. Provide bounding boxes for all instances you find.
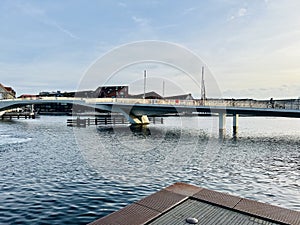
[201,66,206,101]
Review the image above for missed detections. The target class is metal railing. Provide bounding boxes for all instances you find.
[1,97,300,110]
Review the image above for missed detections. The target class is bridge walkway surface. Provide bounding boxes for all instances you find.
[89,182,300,225]
[1,97,300,116]
[1,97,300,134]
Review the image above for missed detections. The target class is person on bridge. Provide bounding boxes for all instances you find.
[270,98,275,108]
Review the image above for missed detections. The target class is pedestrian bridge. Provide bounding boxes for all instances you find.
[1,97,300,136]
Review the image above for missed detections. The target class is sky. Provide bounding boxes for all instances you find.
[0,0,300,99]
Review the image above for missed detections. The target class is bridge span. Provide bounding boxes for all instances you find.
[1,97,300,136]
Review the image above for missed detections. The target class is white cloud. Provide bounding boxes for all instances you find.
[47,21,80,40]
[182,7,197,15]
[193,1,300,98]
[13,2,79,40]
[132,16,150,27]
[0,60,84,94]
[229,7,248,21]
[14,2,45,16]
[222,84,300,99]
[238,8,247,17]
[118,2,127,7]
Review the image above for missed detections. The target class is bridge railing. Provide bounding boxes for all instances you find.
[2,96,300,111]
[87,98,279,109]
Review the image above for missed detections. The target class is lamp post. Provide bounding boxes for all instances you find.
[162,80,165,98]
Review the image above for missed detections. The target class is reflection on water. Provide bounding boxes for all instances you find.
[129,124,152,136]
[97,124,152,136]
[0,116,299,224]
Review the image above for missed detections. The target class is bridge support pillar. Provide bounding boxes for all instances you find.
[130,115,150,125]
[219,112,226,139]
[233,114,239,136]
[116,108,150,125]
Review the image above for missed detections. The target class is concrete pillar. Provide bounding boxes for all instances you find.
[233,114,239,136]
[118,107,150,125]
[219,112,226,139]
[140,115,150,125]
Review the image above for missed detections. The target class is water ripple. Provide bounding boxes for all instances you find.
[0,116,299,224]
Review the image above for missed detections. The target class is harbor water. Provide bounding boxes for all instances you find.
[0,116,299,224]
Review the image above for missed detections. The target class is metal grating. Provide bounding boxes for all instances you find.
[193,188,242,209]
[136,189,187,213]
[88,203,160,225]
[147,199,281,225]
[235,199,300,225]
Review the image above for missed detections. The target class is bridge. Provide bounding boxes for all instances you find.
[1,97,300,136]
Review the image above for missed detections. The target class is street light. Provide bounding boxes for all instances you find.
[162,80,165,98]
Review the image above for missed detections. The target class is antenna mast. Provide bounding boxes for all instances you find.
[143,70,146,99]
[201,66,206,102]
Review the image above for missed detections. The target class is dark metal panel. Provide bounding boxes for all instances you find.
[193,188,242,209]
[235,199,300,225]
[136,189,187,213]
[88,203,160,225]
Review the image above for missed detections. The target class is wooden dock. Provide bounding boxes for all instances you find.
[67,117,163,127]
[1,112,36,120]
[89,182,300,225]
[67,117,129,127]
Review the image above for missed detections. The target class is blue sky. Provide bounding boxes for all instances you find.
[1,0,300,99]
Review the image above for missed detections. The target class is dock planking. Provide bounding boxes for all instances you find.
[67,117,129,127]
[1,112,36,120]
[67,116,163,127]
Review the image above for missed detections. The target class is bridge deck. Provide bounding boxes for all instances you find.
[1,97,300,118]
[89,182,300,225]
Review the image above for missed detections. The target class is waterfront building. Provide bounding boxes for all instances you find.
[38,86,129,99]
[129,91,162,99]
[0,83,16,99]
[93,85,129,98]
[32,86,129,115]
[38,91,75,97]
[165,93,194,100]
[19,94,38,99]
